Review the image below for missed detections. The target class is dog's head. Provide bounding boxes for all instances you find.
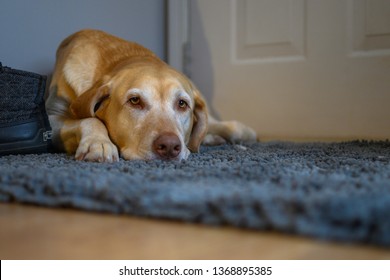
[69,61,208,161]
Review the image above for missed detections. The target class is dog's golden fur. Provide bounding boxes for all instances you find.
[46,29,256,162]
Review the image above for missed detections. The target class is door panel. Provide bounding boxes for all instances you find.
[349,0,390,54]
[190,0,390,140]
[235,0,306,61]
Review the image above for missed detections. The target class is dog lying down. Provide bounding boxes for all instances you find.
[45,29,257,162]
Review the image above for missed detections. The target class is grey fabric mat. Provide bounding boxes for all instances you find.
[1,141,390,246]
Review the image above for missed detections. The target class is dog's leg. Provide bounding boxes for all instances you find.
[204,116,257,145]
[52,116,119,162]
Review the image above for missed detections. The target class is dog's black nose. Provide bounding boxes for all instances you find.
[152,133,181,160]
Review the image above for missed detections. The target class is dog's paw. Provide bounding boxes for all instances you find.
[226,121,257,144]
[75,137,119,162]
[202,134,227,146]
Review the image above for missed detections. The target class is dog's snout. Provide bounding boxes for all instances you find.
[153,133,181,160]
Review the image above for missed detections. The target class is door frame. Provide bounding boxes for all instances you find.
[167,0,190,74]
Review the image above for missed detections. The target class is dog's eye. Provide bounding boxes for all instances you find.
[129,96,140,105]
[127,96,144,109]
[178,99,188,110]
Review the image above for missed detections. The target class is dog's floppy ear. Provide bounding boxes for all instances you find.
[70,83,110,118]
[188,87,208,153]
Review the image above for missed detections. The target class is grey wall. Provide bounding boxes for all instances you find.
[0,0,165,75]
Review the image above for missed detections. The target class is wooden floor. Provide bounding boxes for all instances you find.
[0,203,389,259]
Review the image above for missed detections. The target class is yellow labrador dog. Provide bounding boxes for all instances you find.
[46,30,256,162]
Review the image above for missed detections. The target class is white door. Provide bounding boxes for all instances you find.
[189,0,390,141]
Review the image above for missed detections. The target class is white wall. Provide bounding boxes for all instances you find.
[0,0,165,75]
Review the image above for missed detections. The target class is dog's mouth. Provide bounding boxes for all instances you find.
[120,149,190,161]
[119,134,191,161]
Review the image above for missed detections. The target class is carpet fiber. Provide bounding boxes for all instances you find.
[1,141,390,246]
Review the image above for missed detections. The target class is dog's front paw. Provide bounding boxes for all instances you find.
[75,137,119,162]
[226,121,257,144]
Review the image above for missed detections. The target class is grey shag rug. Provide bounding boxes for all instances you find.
[1,141,390,246]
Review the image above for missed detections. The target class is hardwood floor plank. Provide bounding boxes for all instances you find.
[0,203,389,259]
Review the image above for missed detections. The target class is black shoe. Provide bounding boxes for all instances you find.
[0,62,52,156]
